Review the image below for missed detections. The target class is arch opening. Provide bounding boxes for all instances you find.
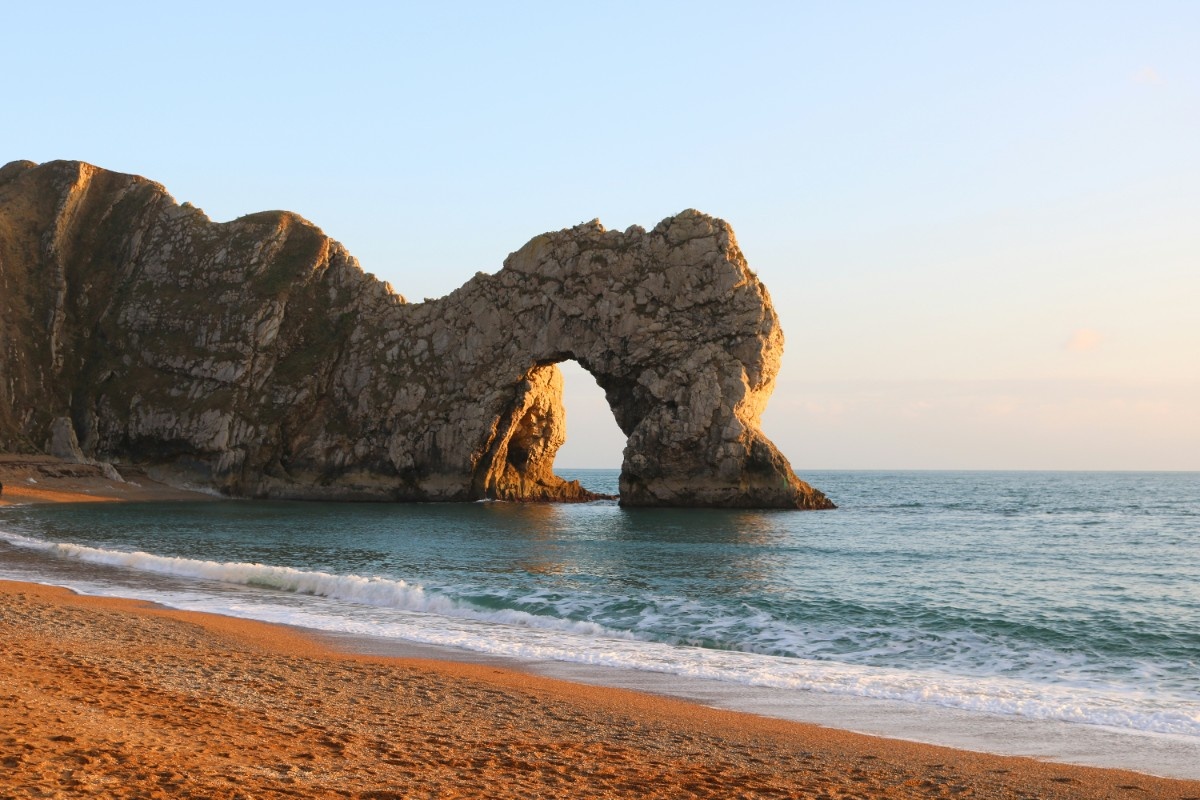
[554,360,625,470]
[472,358,628,502]
[552,360,626,497]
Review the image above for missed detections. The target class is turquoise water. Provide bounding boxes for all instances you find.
[2,470,1198,769]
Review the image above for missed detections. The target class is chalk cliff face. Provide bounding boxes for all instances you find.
[0,160,833,509]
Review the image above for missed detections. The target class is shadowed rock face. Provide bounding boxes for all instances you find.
[0,160,833,509]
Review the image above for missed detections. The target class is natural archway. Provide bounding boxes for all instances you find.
[0,161,833,508]
[442,212,833,508]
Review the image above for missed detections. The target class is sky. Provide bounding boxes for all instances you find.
[4,2,1197,470]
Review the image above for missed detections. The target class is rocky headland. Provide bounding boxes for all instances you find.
[0,159,832,508]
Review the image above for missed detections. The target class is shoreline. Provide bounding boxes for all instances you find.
[2,579,1199,798]
[318,629,1200,782]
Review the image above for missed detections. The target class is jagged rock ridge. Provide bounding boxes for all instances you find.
[0,160,833,509]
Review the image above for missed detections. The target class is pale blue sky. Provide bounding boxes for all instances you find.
[5,2,1198,469]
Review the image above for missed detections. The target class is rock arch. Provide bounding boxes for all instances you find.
[401,211,832,508]
[0,160,833,509]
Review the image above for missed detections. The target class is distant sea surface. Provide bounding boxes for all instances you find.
[3,471,1198,776]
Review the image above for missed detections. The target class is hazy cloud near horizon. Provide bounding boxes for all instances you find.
[759,377,1199,472]
[1066,329,1104,352]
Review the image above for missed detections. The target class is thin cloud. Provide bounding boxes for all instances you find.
[1133,66,1164,85]
[1066,328,1103,352]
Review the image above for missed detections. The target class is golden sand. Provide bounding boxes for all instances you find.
[1,580,1198,799]
[0,456,213,507]
[0,484,125,505]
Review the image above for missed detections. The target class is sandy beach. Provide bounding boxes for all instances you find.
[3,464,1200,798]
[0,456,215,507]
[0,579,1196,800]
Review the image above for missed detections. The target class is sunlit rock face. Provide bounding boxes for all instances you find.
[0,160,833,509]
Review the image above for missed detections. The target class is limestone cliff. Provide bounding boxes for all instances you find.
[0,160,833,509]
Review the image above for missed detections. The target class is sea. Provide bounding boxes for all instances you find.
[1,470,1198,779]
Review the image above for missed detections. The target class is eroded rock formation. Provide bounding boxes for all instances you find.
[0,160,833,508]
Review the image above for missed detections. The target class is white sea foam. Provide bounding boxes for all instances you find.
[0,530,630,639]
[3,527,1199,739]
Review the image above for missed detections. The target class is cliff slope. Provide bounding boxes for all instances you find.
[0,160,833,508]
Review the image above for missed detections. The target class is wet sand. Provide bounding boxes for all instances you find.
[2,580,1198,799]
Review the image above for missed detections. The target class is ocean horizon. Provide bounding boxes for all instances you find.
[2,469,1197,779]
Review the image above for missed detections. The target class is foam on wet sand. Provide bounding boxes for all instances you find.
[2,580,1198,799]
